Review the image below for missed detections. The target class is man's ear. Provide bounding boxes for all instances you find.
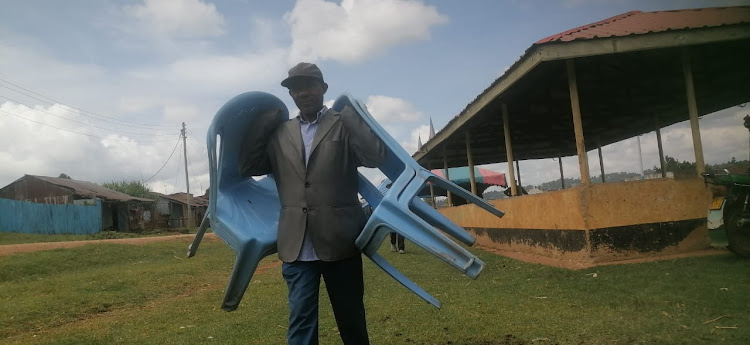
[322,82,328,94]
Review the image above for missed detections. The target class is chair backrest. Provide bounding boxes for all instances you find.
[206,92,288,214]
[331,95,407,185]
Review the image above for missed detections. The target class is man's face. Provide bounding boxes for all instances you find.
[287,78,328,116]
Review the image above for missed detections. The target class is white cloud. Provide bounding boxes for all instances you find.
[123,0,226,39]
[403,124,430,155]
[0,100,207,194]
[284,0,448,64]
[361,95,430,156]
[163,103,201,123]
[166,50,287,89]
[365,95,423,123]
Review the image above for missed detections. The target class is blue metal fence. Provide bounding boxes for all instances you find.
[0,198,102,235]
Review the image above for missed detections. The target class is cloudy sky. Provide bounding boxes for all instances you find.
[1,0,748,195]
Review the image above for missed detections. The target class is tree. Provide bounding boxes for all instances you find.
[653,156,697,178]
[58,173,72,179]
[102,180,157,200]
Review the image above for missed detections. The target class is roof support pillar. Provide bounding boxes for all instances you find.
[465,131,477,195]
[597,141,605,183]
[566,59,591,185]
[655,117,666,178]
[428,162,436,208]
[558,154,565,189]
[443,147,453,206]
[681,48,706,175]
[502,103,518,196]
[516,160,522,189]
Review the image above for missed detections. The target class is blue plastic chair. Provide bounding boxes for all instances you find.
[187,91,288,311]
[333,94,505,308]
[189,91,504,311]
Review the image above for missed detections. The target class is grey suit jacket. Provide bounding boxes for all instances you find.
[263,106,386,262]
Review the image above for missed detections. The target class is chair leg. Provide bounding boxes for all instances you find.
[221,245,273,311]
[362,205,485,279]
[410,197,475,246]
[428,175,505,218]
[365,252,441,308]
[187,211,211,258]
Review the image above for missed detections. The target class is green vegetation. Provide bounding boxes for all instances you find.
[101,180,158,200]
[1,239,748,345]
[524,157,750,192]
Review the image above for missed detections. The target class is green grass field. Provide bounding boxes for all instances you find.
[1,237,748,344]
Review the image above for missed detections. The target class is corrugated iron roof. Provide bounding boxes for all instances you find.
[31,175,154,202]
[419,6,750,158]
[536,6,750,44]
[154,192,209,207]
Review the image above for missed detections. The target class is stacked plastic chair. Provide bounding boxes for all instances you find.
[187,91,288,311]
[189,91,505,311]
[333,94,504,308]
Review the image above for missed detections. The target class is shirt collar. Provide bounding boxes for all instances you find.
[298,106,328,124]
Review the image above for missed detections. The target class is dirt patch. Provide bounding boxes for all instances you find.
[476,244,729,270]
[0,233,220,256]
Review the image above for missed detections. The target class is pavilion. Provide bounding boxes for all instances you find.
[414,6,750,267]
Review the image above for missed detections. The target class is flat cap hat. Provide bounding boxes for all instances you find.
[281,62,324,87]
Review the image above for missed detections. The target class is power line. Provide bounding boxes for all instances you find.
[186,128,209,151]
[187,134,208,157]
[143,137,182,183]
[0,78,177,130]
[0,109,177,143]
[0,95,177,137]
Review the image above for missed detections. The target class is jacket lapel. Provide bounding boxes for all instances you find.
[284,120,306,167]
[309,109,339,157]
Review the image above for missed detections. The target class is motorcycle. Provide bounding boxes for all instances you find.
[702,169,750,257]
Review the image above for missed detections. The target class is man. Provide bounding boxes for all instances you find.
[265,62,386,345]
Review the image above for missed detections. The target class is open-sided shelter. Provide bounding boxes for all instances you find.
[413,6,750,267]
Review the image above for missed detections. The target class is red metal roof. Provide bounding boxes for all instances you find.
[536,6,750,44]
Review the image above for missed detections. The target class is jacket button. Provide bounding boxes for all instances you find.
[305,182,310,187]
[302,207,307,213]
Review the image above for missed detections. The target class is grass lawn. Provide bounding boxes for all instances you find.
[1,237,748,345]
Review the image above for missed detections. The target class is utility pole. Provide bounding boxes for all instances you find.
[181,122,192,228]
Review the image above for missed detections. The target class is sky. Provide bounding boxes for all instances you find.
[1,0,749,195]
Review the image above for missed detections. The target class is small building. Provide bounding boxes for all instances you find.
[153,192,208,228]
[0,175,154,232]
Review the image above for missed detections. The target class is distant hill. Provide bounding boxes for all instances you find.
[481,158,749,198]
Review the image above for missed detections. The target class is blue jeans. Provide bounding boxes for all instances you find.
[282,256,369,345]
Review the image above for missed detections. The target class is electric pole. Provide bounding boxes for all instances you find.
[181,122,193,228]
